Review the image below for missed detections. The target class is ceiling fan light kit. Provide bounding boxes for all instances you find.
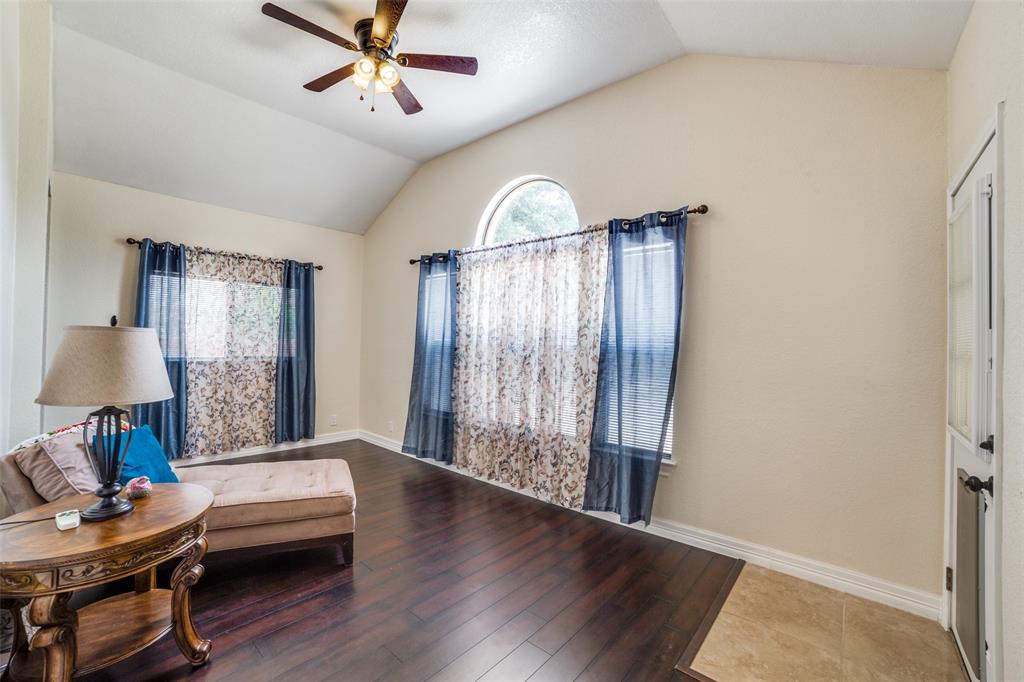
[261,0,478,116]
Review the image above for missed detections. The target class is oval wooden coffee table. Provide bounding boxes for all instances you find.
[0,483,214,681]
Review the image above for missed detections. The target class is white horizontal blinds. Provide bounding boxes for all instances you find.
[604,241,677,454]
[423,269,454,412]
[182,278,282,360]
[147,273,184,358]
[278,287,298,358]
[949,202,974,438]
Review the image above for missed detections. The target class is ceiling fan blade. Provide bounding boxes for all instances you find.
[303,63,356,92]
[371,0,408,48]
[392,80,423,115]
[262,3,358,51]
[395,53,478,76]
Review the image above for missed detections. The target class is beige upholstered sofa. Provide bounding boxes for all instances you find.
[0,453,356,564]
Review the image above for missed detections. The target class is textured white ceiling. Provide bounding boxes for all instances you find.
[54,26,417,233]
[53,1,687,162]
[659,0,973,70]
[51,1,972,233]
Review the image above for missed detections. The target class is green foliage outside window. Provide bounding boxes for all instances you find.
[487,180,578,244]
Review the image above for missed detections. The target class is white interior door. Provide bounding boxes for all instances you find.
[947,137,997,682]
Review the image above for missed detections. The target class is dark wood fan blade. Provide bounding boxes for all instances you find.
[371,0,408,48]
[303,63,356,92]
[262,3,358,51]
[396,53,478,76]
[392,80,423,115]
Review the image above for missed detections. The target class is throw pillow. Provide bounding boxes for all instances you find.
[15,431,99,501]
[94,424,179,485]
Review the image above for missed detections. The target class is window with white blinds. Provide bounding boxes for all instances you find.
[148,274,283,361]
[145,272,184,358]
[599,241,678,455]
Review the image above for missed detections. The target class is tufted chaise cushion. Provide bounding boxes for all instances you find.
[175,459,356,530]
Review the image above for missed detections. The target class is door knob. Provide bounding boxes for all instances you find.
[980,435,994,452]
[962,475,994,496]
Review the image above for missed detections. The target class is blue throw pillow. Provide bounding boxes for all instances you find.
[93,424,179,486]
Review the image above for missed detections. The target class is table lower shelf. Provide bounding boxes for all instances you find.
[9,589,173,680]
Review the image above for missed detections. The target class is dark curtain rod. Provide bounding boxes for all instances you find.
[408,203,708,265]
[125,238,324,271]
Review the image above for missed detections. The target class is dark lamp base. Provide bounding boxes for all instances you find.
[81,495,135,522]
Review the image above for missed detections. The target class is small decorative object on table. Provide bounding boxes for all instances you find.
[124,476,153,500]
[34,323,174,522]
[54,509,81,531]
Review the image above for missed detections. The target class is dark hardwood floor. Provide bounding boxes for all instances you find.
[76,440,741,682]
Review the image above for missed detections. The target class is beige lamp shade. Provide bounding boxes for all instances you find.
[35,326,174,407]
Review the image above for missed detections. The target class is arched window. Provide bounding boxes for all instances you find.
[478,176,579,245]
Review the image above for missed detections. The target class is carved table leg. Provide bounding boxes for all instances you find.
[171,536,211,666]
[0,598,27,682]
[134,566,157,593]
[27,593,77,682]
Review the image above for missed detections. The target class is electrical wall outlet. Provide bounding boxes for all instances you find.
[328,414,337,426]
[387,419,395,433]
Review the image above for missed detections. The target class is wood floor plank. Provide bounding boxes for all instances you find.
[659,546,715,603]
[72,440,739,682]
[527,542,659,654]
[383,568,565,664]
[478,642,552,682]
[667,555,738,634]
[426,610,546,682]
[527,570,670,681]
[577,598,675,682]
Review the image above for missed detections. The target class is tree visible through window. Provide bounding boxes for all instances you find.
[484,178,578,244]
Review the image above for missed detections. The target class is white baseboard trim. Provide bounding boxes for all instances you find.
[644,517,943,622]
[357,429,404,453]
[176,429,361,466]
[357,429,942,623]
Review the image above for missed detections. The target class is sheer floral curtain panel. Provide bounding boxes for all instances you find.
[182,249,283,458]
[453,228,608,508]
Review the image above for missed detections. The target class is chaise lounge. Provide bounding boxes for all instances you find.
[0,448,356,564]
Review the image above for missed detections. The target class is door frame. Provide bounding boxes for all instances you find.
[942,103,1004,682]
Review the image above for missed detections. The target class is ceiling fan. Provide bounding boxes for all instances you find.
[262,0,478,115]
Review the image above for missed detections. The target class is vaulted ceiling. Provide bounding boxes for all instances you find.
[52,0,973,234]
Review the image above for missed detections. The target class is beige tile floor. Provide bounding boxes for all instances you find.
[690,565,968,682]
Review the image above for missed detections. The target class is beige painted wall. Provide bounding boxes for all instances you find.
[8,0,52,449]
[45,172,364,440]
[947,1,1024,675]
[361,54,948,594]
[0,1,21,459]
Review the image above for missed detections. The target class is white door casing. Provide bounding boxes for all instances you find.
[945,114,1001,682]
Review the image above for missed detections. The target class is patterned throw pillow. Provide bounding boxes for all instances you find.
[14,430,101,501]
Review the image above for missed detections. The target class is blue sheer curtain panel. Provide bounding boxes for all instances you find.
[583,210,687,524]
[132,238,188,459]
[276,260,316,442]
[402,251,458,463]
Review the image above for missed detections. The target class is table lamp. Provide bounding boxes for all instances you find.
[35,325,173,521]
